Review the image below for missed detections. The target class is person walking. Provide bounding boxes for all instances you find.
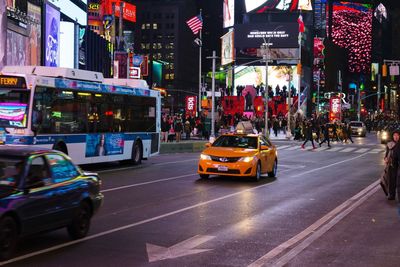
[161,116,169,142]
[301,121,316,149]
[319,124,331,148]
[385,130,400,200]
[345,123,354,143]
[174,116,183,142]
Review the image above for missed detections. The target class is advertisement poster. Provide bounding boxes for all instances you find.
[0,0,6,70]
[234,23,299,49]
[45,3,60,67]
[221,30,234,66]
[27,2,42,66]
[185,96,197,117]
[6,30,27,66]
[329,97,341,122]
[114,51,128,79]
[223,0,234,28]
[86,133,125,157]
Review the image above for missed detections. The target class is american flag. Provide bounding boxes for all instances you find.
[186,15,203,35]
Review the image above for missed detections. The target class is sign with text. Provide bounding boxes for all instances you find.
[234,23,298,48]
[129,67,141,79]
[44,3,60,67]
[185,96,197,117]
[329,96,341,122]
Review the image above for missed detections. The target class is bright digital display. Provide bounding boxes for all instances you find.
[332,2,372,73]
[245,0,307,13]
[0,76,26,88]
[0,103,27,127]
[44,3,60,67]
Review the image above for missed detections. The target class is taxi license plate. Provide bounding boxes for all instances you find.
[218,165,228,172]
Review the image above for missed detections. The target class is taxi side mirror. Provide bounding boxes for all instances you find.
[260,145,269,150]
[205,143,211,148]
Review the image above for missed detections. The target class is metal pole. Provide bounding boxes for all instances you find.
[298,31,302,112]
[357,84,361,121]
[287,71,291,138]
[263,44,269,136]
[211,50,216,137]
[198,9,202,115]
[317,70,320,114]
[377,73,381,111]
[119,1,124,50]
[74,20,79,69]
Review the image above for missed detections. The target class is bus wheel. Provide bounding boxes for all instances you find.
[53,142,68,155]
[131,141,142,165]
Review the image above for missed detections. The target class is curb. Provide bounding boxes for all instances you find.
[160,141,207,154]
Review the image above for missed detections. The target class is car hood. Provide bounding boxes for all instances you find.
[203,147,257,157]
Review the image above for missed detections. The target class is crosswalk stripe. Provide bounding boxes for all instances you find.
[326,147,342,152]
[315,147,330,151]
[285,146,300,151]
[369,148,384,154]
[355,148,369,153]
[340,147,356,153]
[277,145,291,150]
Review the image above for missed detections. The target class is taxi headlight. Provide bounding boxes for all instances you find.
[239,156,255,163]
[382,131,388,139]
[357,128,363,132]
[200,154,211,160]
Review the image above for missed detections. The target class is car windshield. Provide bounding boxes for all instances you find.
[0,157,24,188]
[350,122,363,127]
[212,136,258,149]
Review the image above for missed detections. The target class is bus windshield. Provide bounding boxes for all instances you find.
[0,89,29,128]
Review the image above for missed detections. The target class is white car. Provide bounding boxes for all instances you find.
[349,121,367,137]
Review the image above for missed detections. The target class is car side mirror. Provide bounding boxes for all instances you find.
[260,145,269,150]
[205,142,211,148]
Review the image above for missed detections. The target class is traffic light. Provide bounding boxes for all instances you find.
[312,92,317,103]
[359,83,365,91]
[382,64,387,77]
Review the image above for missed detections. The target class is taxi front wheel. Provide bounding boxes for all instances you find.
[253,162,261,182]
[268,160,278,178]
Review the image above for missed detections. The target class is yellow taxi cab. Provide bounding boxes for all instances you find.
[198,129,278,181]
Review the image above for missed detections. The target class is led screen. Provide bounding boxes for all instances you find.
[0,103,27,128]
[59,22,75,68]
[234,66,299,95]
[245,0,310,13]
[44,3,60,67]
[332,2,372,73]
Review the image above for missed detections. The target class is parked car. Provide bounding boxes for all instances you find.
[0,146,103,260]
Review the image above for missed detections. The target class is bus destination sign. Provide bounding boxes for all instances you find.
[0,76,26,88]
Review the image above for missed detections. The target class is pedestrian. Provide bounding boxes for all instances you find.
[161,116,169,142]
[184,120,191,140]
[385,130,400,200]
[301,121,316,149]
[174,116,183,142]
[345,123,354,143]
[273,118,279,137]
[319,124,331,148]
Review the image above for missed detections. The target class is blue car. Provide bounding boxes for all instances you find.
[0,146,103,260]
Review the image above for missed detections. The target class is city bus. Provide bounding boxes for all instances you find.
[0,66,161,165]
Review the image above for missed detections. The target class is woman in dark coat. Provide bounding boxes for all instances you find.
[384,130,400,200]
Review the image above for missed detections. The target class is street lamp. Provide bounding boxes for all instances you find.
[259,26,283,136]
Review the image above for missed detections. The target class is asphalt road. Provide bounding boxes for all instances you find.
[2,133,395,267]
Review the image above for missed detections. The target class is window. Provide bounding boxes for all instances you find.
[153,23,158,30]
[146,23,151,29]
[33,87,157,134]
[46,154,79,183]
[165,74,170,80]
[169,73,174,80]
[27,156,50,187]
[141,24,146,30]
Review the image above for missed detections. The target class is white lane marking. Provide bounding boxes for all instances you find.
[277,145,291,150]
[248,180,380,267]
[355,148,369,153]
[101,174,197,193]
[369,148,384,154]
[292,153,368,178]
[1,157,367,265]
[97,159,198,174]
[326,147,342,152]
[340,147,356,153]
[146,235,215,262]
[271,184,380,267]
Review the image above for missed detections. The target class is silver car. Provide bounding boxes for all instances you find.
[349,121,367,137]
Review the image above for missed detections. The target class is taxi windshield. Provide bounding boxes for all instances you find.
[0,157,24,188]
[212,136,258,149]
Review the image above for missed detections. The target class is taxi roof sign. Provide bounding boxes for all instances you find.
[235,121,255,134]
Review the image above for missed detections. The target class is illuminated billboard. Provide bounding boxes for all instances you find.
[234,65,299,95]
[332,2,372,73]
[245,0,311,13]
[235,23,298,49]
[60,22,75,68]
[223,0,234,28]
[44,3,60,67]
[221,30,234,65]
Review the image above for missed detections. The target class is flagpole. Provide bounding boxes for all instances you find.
[198,9,202,115]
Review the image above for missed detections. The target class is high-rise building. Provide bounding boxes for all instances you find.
[133,0,199,112]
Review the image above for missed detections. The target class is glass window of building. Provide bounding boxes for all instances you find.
[165,74,170,80]
[141,24,146,30]
[153,23,158,30]
[146,23,151,29]
[145,43,150,49]
[170,73,174,80]
[157,43,162,49]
